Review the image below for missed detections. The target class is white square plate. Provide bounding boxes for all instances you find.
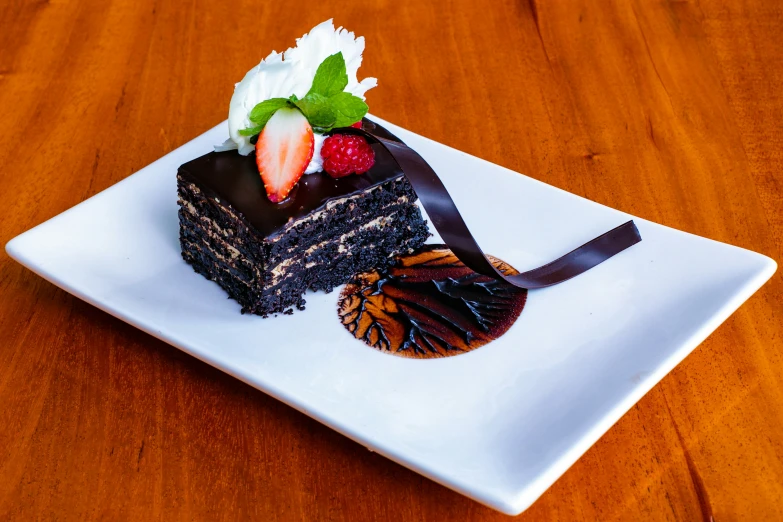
[6,117,776,515]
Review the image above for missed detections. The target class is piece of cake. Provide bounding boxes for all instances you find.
[177,125,429,316]
[177,21,429,316]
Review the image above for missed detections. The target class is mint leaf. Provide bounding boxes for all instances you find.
[330,92,368,128]
[294,92,336,129]
[308,52,348,97]
[248,98,290,126]
[238,125,263,136]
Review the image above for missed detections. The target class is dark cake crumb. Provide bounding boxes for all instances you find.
[177,166,429,317]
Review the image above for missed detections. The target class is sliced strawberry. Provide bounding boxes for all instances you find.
[255,108,314,203]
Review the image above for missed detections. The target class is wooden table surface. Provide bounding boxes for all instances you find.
[2,0,782,519]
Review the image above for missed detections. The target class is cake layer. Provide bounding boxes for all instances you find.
[178,198,421,288]
[269,204,429,290]
[177,174,418,270]
[177,167,429,316]
[181,205,427,315]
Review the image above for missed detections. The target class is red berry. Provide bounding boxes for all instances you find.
[320,134,375,178]
[350,121,362,129]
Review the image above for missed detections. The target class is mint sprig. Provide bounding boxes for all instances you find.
[240,52,369,137]
[330,91,369,128]
[292,93,336,131]
[307,52,349,97]
[248,98,291,124]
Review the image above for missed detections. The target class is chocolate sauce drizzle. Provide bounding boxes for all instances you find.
[338,245,527,358]
[337,121,643,290]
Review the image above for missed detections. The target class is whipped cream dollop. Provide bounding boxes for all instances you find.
[217,20,377,174]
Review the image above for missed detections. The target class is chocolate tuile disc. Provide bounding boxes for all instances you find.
[338,244,527,359]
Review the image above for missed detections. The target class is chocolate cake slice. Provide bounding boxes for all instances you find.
[177,138,429,316]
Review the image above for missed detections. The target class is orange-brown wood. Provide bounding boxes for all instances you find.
[1,0,781,519]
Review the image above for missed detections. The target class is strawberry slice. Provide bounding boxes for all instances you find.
[255,108,314,203]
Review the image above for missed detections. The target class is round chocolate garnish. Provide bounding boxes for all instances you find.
[338,244,527,358]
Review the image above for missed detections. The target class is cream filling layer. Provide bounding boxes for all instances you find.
[267,211,399,286]
[182,237,254,289]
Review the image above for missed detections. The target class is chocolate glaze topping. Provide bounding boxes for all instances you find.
[178,120,403,239]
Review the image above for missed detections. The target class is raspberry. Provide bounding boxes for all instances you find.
[350,121,362,128]
[320,134,375,178]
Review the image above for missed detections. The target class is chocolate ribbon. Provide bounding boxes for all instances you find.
[338,121,641,290]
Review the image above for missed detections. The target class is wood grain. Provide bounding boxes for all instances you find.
[1,0,781,519]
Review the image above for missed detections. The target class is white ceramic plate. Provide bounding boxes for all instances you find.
[6,117,776,515]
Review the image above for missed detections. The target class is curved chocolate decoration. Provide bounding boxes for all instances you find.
[335,121,642,289]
